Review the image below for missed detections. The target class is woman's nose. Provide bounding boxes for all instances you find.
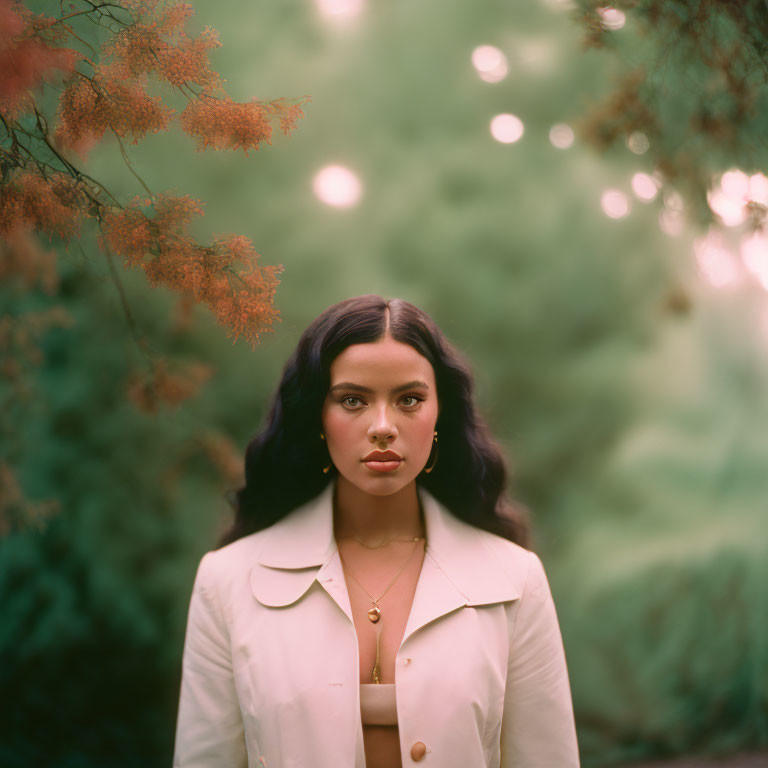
[367,405,397,442]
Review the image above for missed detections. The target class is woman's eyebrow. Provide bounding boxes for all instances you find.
[329,380,430,394]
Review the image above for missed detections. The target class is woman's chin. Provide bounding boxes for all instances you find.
[338,469,416,497]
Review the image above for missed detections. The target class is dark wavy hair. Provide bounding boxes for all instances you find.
[217,294,530,549]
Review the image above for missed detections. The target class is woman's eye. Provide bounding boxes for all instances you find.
[341,396,364,408]
[401,395,423,408]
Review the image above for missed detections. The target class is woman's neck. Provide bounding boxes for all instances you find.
[332,477,425,546]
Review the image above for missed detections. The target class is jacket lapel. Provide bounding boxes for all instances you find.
[249,479,522,645]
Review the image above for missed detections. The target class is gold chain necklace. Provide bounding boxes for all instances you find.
[337,536,425,683]
[336,533,423,549]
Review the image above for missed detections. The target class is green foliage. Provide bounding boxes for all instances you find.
[3,0,768,765]
[575,0,768,225]
[0,258,230,766]
[560,541,768,765]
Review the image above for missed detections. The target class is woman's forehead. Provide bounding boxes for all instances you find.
[329,338,435,383]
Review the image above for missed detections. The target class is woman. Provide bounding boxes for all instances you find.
[173,295,580,768]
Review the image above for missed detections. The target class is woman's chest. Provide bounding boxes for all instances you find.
[337,539,426,685]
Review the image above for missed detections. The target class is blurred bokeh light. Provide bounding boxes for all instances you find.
[549,122,574,149]
[472,45,509,83]
[490,113,524,143]
[312,165,363,208]
[601,188,630,218]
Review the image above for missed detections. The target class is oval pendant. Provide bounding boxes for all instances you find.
[367,605,381,623]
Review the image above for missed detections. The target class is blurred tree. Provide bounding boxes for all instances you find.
[574,0,768,227]
[0,0,309,532]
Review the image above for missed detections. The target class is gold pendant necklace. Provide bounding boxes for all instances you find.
[338,536,424,683]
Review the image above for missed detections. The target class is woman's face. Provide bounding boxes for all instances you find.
[321,334,440,497]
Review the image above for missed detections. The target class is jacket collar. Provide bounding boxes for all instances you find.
[250,480,522,643]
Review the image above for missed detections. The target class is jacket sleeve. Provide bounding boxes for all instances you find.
[173,552,249,768]
[500,550,580,767]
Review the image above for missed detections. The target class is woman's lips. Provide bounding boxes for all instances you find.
[363,460,402,472]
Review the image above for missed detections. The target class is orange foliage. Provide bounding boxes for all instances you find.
[180,94,310,154]
[200,430,245,488]
[180,95,273,154]
[0,305,75,383]
[267,96,308,136]
[0,226,59,295]
[170,292,198,334]
[55,65,175,154]
[0,460,60,535]
[0,0,78,119]
[47,0,310,159]
[207,257,282,347]
[0,0,306,351]
[100,6,221,89]
[181,93,312,156]
[100,194,282,346]
[0,166,87,242]
[126,356,215,413]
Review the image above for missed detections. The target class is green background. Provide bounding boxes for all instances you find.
[2,0,767,766]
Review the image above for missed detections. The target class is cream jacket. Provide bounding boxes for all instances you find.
[173,481,580,767]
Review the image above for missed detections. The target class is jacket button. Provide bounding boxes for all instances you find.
[410,741,427,761]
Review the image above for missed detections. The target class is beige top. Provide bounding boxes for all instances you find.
[360,683,397,725]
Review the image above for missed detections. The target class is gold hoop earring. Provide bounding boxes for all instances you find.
[320,432,333,473]
[423,430,438,474]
